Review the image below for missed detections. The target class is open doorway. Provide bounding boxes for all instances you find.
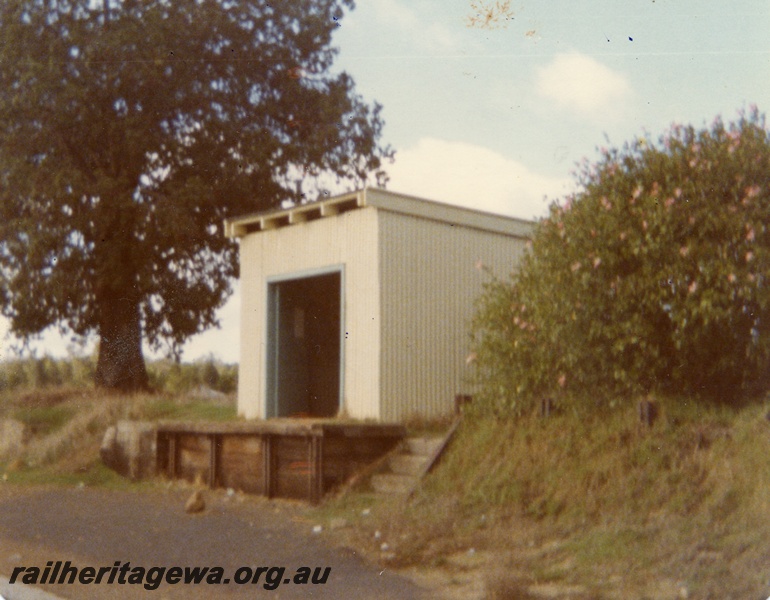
[266,269,342,418]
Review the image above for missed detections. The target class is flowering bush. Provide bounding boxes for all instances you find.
[472,109,770,414]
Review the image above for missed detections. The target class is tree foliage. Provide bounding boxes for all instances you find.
[472,109,770,414]
[0,0,391,390]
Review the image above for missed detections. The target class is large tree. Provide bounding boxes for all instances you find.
[472,109,770,414]
[0,0,390,390]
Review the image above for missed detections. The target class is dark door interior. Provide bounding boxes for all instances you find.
[267,272,341,418]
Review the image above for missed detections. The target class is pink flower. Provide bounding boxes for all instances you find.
[558,373,567,388]
[679,246,690,257]
[593,257,602,269]
[744,185,761,200]
[727,273,736,283]
[571,262,581,272]
[746,251,754,263]
[632,185,643,200]
[746,226,755,242]
[664,197,675,208]
[688,280,698,294]
[465,353,476,365]
[674,187,682,198]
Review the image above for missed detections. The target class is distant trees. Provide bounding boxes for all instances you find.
[0,355,237,395]
[472,109,770,414]
[0,356,93,391]
[0,0,391,391]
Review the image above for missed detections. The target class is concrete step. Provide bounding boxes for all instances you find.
[371,473,418,495]
[405,436,444,457]
[388,453,428,476]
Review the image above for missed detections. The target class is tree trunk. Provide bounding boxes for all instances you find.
[95,291,149,392]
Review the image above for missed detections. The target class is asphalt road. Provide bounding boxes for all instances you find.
[0,486,425,599]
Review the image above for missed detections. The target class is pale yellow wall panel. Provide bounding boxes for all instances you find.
[237,208,381,420]
[378,211,528,421]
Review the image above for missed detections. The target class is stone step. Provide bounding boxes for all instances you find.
[405,436,444,457]
[371,473,417,495]
[388,453,428,476]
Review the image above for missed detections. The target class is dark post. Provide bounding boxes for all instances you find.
[168,433,177,479]
[308,435,323,505]
[208,434,221,488]
[638,398,658,427]
[262,435,273,498]
[455,394,473,415]
[539,397,553,418]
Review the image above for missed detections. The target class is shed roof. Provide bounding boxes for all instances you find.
[224,188,534,239]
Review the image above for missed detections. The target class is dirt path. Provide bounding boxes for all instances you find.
[0,485,426,599]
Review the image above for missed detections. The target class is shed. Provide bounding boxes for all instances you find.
[225,188,534,422]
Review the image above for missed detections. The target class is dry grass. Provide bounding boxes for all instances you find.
[320,395,770,599]
[0,387,236,485]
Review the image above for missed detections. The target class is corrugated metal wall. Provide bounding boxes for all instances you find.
[238,208,382,420]
[378,211,529,421]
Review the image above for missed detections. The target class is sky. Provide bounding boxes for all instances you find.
[2,0,769,363]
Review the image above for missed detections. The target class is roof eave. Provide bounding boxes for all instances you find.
[223,187,536,239]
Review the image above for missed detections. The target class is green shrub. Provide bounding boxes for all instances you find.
[472,109,770,414]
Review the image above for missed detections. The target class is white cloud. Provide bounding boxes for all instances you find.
[372,0,418,31]
[370,0,458,53]
[536,52,632,118]
[385,137,571,220]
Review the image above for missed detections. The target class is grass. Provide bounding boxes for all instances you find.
[0,386,237,485]
[318,393,770,598]
[0,458,139,489]
[13,404,75,435]
[137,397,237,422]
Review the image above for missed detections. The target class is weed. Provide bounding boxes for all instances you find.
[13,405,74,435]
[330,394,770,597]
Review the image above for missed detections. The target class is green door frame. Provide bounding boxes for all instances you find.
[264,265,345,419]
